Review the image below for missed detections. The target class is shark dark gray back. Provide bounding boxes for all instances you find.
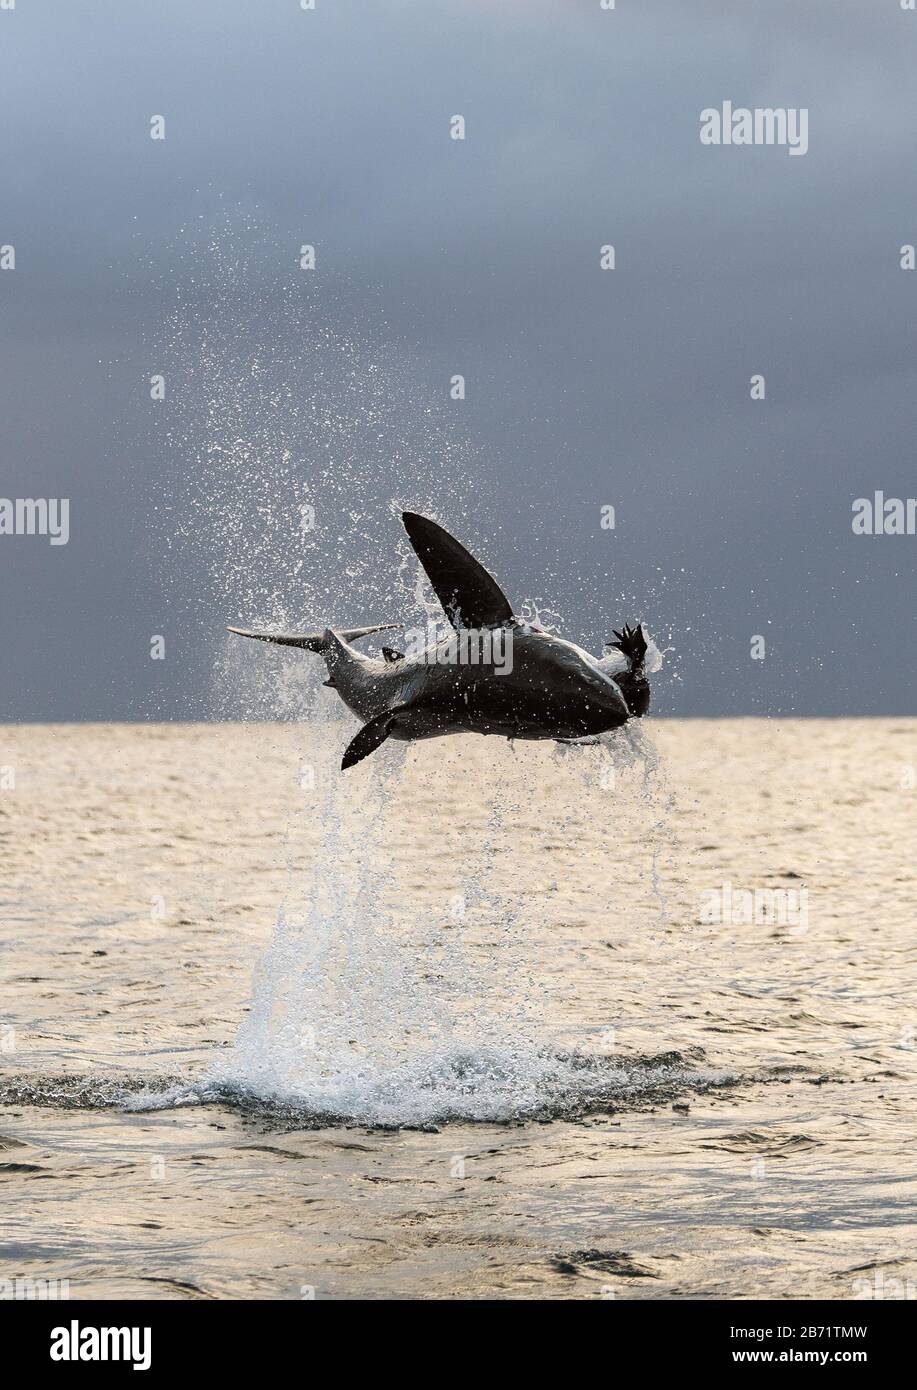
[229,512,652,768]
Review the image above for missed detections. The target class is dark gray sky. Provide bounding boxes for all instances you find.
[2,0,916,719]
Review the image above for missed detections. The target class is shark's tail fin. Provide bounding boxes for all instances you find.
[227,622,400,653]
[607,622,648,669]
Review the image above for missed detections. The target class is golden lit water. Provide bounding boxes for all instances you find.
[1,719,915,1299]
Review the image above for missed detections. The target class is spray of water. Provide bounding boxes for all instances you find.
[140,215,710,1126]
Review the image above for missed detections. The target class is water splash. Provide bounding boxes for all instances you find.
[142,213,689,1128]
[197,1047,729,1128]
[207,717,564,1124]
[146,212,487,721]
[0,1048,736,1130]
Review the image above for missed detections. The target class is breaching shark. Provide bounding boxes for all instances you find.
[229,511,652,770]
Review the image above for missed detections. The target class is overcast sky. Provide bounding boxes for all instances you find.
[2,0,916,719]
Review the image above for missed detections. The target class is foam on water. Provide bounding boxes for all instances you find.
[178,1047,727,1128]
[0,1046,735,1129]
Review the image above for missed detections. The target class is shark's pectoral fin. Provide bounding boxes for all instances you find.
[342,717,391,770]
[341,704,414,770]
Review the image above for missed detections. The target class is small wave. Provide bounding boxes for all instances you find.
[0,1073,182,1112]
[139,1044,737,1127]
[1,1047,736,1130]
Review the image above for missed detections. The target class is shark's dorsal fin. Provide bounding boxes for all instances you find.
[402,512,514,631]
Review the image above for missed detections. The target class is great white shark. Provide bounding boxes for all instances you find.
[229,511,652,769]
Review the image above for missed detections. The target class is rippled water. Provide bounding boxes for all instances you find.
[1,719,915,1299]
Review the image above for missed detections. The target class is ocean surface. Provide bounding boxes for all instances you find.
[1,719,915,1300]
